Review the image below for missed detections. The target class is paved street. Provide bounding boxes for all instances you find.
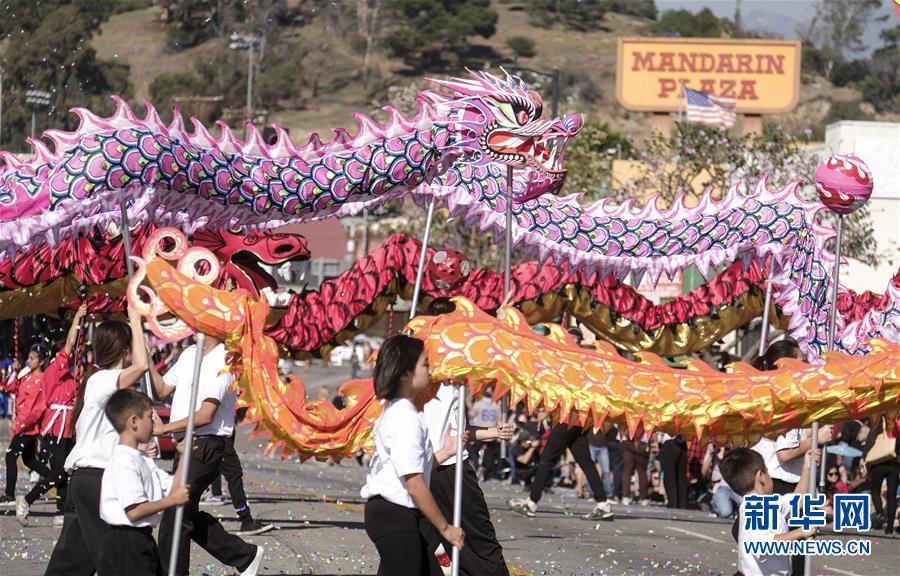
[1,363,898,575]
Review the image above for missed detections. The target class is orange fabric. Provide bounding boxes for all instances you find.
[133,230,900,460]
[407,299,900,441]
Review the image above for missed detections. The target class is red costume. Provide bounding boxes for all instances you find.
[39,350,75,441]
[2,369,45,437]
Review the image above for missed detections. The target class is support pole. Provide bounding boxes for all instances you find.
[246,41,255,133]
[806,216,842,576]
[408,197,436,321]
[819,215,844,491]
[450,384,466,576]
[757,278,774,357]
[119,197,153,398]
[167,333,206,576]
[500,165,514,460]
[826,216,844,351]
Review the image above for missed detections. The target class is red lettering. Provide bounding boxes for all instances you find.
[658,78,677,98]
[736,54,753,73]
[699,79,716,94]
[678,53,697,72]
[658,52,676,72]
[755,54,769,73]
[632,51,656,71]
[766,55,785,74]
[699,53,715,72]
[718,54,735,73]
[721,79,736,98]
[739,80,759,100]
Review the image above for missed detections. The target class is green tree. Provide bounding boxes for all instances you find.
[649,7,734,38]
[563,121,633,200]
[605,0,656,20]
[506,36,536,59]
[818,0,886,58]
[527,0,607,31]
[881,24,900,49]
[383,0,498,70]
[862,26,900,112]
[149,54,248,124]
[0,2,131,151]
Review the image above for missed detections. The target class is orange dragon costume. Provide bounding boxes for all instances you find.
[129,228,900,462]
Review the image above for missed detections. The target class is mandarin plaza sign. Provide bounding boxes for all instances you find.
[616,37,801,115]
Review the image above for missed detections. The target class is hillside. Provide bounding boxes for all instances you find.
[90,2,896,143]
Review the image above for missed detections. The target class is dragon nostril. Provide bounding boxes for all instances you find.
[274,243,295,255]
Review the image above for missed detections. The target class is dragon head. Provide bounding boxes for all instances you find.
[425,69,582,201]
[189,228,309,297]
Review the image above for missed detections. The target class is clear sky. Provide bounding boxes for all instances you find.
[656,0,898,57]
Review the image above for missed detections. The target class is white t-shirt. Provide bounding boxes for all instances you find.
[361,398,434,508]
[771,430,807,483]
[64,369,122,473]
[100,444,174,527]
[469,396,499,428]
[423,383,468,467]
[737,493,794,576]
[753,431,807,485]
[165,344,236,437]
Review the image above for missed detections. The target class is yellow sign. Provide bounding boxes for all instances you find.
[617,37,801,114]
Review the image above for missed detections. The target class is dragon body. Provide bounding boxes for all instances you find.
[129,230,900,461]
[0,72,889,358]
[20,230,895,356]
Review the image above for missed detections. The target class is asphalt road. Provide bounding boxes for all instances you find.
[2,364,898,575]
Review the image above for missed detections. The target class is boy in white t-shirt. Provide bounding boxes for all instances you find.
[718,447,820,576]
[99,389,190,576]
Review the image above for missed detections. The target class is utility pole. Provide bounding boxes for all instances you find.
[25,89,51,141]
[230,33,261,138]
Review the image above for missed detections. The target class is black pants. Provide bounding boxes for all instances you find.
[157,436,258,576]
[99,525,162,576]
[5,433,52,497]
[870,462,899,532]
[621,441,649,500]
[209,432,252,520]
[772,478,797,495]
[475,441,502,481]
[365,496,438,576]
[607,440,623,499]
[661,439,688,509]
[45,468,110,576]
[530,424,607,504]
[421,461,509,576]
[26,436,74,512]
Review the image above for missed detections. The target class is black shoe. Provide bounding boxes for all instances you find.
[873,513,885,530]
[235,519,275,536]
[0,495,15,507]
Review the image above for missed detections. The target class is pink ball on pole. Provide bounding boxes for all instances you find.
[426,248,471,291]
[814,154,874,215]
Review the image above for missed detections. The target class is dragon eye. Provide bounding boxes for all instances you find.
[516,110,530,125]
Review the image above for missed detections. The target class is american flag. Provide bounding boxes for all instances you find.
[682,86,736,128]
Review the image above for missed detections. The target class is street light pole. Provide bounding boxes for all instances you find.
[25,89,51,142]
[230,33,260,139]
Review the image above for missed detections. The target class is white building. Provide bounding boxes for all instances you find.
[818,121,900,294]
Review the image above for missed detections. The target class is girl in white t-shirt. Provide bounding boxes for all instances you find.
[361,335,465,575]
[45,306,151,576]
